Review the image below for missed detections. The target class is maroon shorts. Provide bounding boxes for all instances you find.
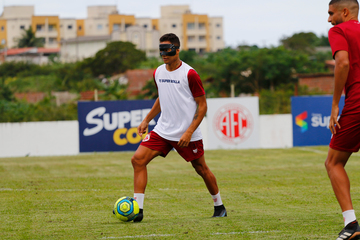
[329,113,360,152]
[140,131,204,162]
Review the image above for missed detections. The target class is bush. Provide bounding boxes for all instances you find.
[0,97,78,123]
[259,84,294,114]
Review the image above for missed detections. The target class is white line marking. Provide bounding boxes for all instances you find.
[298,147,327,154]
[101,234,175,239]
[0,188,102,192]
[212,230,280,235]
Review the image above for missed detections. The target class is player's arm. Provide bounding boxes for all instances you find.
[178,95,207,148]
[329,50,349,135]
[138,98,161,136]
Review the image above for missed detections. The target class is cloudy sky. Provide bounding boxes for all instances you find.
[0,0,333,47]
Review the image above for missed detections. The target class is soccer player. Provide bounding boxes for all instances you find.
[130,33,226,222]
[326,0,360,239]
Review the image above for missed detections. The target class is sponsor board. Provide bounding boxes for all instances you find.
[291,96,345,146]
[78,100,158,152]
[206,97,260,150]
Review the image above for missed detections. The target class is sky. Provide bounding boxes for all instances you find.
[0,0,333,48]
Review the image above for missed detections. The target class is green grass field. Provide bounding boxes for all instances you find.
[1,147,360,239]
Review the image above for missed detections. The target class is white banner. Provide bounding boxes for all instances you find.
[206,97,260,150]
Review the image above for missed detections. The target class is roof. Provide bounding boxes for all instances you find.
[296,72,334,78]
[0,47,60,56]
[61,35,111,43]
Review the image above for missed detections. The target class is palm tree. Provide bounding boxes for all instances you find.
[15,26,44,48]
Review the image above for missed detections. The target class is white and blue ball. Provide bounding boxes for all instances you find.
[113,196,139,222]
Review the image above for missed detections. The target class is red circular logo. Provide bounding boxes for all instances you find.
[213,104,253,144]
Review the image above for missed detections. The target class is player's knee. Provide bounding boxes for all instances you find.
[324,158,330,171]
[131,155,144,169]
[193,164,208,176]
[325,156,336,171]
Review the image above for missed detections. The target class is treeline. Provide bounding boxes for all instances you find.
[0,32,332,122]
[0,41,146,122]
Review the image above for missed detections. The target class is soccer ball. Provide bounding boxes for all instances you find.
[113,196,139,222]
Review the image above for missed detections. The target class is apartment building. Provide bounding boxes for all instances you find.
[159,5,224,53]
[0,6,33,48]
[0,5,224,60]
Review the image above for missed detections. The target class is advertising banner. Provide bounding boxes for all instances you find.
[78,100,158,152]
[206,97,260,150]
[291,96,345,146]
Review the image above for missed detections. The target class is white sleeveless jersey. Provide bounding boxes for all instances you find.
[153,62,203,141]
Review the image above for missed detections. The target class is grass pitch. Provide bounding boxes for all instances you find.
[1,147,360,239]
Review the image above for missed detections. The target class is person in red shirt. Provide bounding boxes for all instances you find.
[326,0,360,239]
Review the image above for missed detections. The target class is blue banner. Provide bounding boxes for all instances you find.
[78,100,158,152]
[291,96,345,147]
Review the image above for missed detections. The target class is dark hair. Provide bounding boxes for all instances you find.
[329,0,359,5]
[159,33,180,47]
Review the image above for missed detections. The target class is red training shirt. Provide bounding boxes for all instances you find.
[328,20,360,115]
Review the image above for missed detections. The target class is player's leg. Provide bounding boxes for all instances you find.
[325,148,360,239]
[131,131,173,222]
[191,155,227,217]
[131,145,161,222]
[131,145,161,193]
[325,148,353,212]
[191,155,219,195]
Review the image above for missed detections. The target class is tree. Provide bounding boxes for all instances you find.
[179,50,197,66]
[197,46,328,97]
[280,32,331,52]
[99,80,128,100]
[15,26,44,48]
[0,78,14,101]
[83,41,146,77]
[137,79,158,100]
[317,35,330,47]
[280,32,319,53]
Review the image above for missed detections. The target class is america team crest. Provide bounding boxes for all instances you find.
[213,104,254,145]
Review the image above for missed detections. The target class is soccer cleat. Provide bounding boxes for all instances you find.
[133,209,143,222]
[337,220,360,240]
[212,204,227,217]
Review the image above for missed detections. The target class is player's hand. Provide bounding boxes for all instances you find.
[329,105,340,135]
[137,121,148,137]
[178,132,192,148]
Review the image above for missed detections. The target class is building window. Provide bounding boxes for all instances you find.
[1,26,4,31]
[172,24,176,28]
[20,25,25,30]
[67,25,72,29]
[78,26,82,31]
[39,37,45,44]
[217,36,221,40]
[199,36,206,42]
[97,24,103,30]
[1,39,5,45]
[113,24,120,30]
[216,23,221,27]
[199,48,206,53]
[199,23,206,29]
[188,48,196,52]
[49,37,57,44]
[36,24,44,32]
[143,24,148,28]
[187,23,195,30]
[125,24,132,29]
[188,36,195,42]
[49,24,56,31]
